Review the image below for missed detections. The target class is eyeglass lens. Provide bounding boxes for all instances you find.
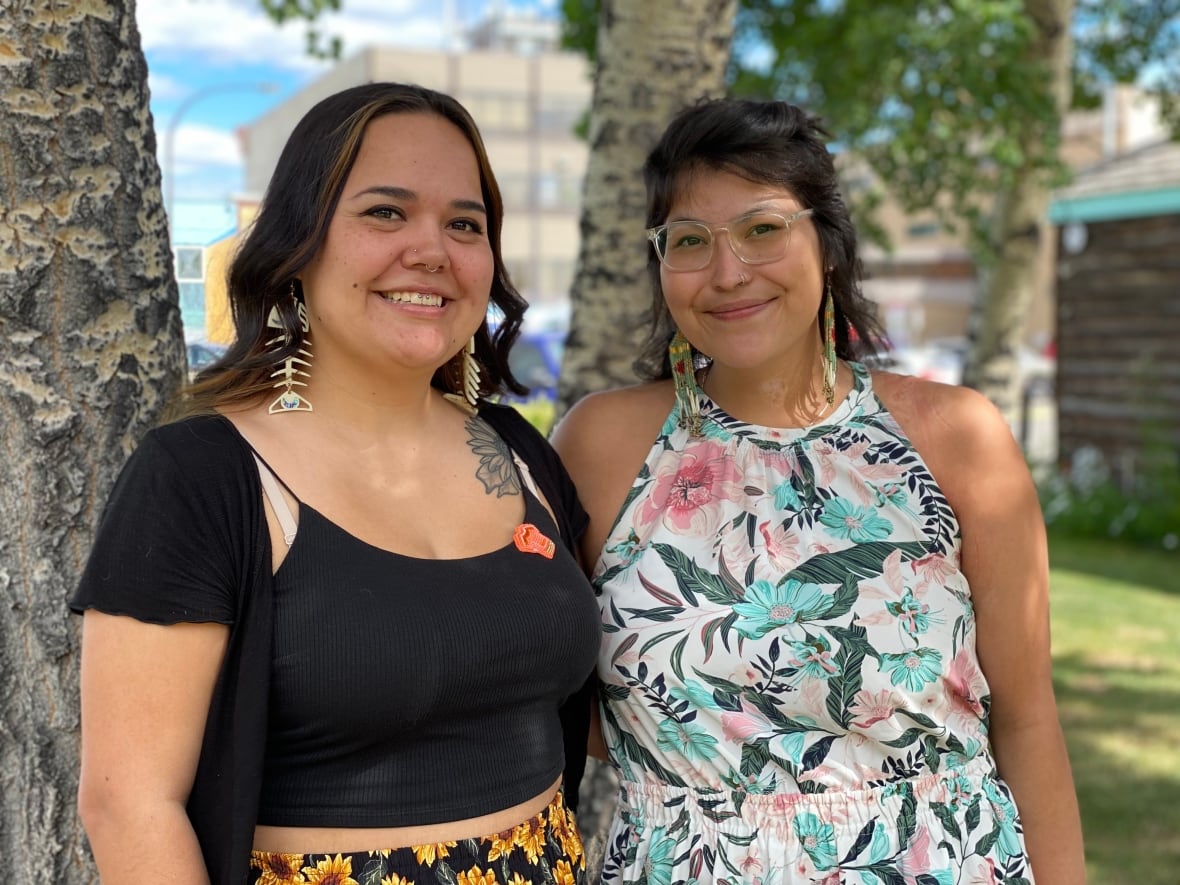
[657,213,797,270]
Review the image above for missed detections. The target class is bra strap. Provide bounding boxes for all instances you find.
[253,454,298,546]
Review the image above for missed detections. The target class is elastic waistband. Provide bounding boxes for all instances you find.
[618,756,996,830]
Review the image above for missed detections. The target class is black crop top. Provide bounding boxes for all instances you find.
[257,483,599,826]
[71,411,600,869]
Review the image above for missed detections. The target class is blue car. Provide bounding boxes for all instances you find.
[506,329,564,403]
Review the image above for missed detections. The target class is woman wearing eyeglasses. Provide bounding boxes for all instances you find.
[552,98,1084,884]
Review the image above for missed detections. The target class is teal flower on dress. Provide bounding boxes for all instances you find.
[944,737,982,772]
[788,635,839,680]
[643,826,678,885]
[722,766,777,794]
[655,717,720,762]
[777,729,807,767]
[606,529,645,568]
[733,579,830,639]
[793,812,838,871]
[982,779,1024,858]
[868,820,891,864]
[880,648,944,691]
[773,479,802,511]
[669,678,721,711]
[818,497,893,543]
[886,589,932,637]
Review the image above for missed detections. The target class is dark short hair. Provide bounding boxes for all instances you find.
[636,97,884,379]
[181,82,526,414]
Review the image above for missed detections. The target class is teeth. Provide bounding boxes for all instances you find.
[382,291,444,307]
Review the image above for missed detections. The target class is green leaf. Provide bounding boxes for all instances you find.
[786,541,927,584]
[655,543,740,605]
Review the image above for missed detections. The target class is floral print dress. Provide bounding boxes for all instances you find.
[594,363,1034,885]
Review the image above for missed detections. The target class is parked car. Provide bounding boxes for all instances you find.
[506,329,564,403]
[186,341,227,380]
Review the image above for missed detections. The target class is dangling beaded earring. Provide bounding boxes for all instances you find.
[669,330,703,437]
[822,281,837,406]
[266,283,313,414]
[443,335,482,416]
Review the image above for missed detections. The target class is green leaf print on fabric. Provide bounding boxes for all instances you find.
[825,624,868,728]
[786,540,927,584]
[654,543,740,605]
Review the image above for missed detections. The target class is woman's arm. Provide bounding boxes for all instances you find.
[880,375,1086,884]
[78,611,229,885]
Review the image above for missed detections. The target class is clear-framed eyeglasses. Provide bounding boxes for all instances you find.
[646,208,815,272]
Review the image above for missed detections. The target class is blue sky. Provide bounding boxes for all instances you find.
[139,0,560,240]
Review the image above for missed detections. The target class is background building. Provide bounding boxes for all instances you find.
[1050,137,1180,473]
[233,11,590,330]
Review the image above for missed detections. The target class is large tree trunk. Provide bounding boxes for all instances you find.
[0,2,184,878]
[560,1,738,875]
[557,0,738,413]
[961,0,1074,420]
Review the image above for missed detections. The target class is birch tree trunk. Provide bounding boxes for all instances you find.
[961,0,1074,419]
[0,2,183,878]
[557,0,738,412]
[560,1,738,875]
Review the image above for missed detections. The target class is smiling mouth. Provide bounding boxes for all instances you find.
[380,291,445,307]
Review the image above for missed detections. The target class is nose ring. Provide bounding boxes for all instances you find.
[426,264,441,273]
[737,272,749,286]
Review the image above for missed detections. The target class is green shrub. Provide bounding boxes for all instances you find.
[1041,441,1180,553]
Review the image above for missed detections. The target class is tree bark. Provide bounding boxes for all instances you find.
[556,0,738,413]
[0,2,183,878]
[961,0,1074,420]
[559,1,738,875]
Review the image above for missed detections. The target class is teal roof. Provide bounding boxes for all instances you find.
[1049,139,1180,224]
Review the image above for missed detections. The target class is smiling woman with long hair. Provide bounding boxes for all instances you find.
[72,83,599,885]
[553,97,1085,885]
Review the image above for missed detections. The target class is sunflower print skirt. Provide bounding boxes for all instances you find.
[249,791,585,885]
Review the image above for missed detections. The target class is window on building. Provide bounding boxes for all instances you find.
[174,247,206,337]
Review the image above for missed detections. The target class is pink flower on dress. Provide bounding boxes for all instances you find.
[720,699,776,743]
[758,520,801,572]
[848,688,900,728]
[944,649,988,719]
[911,552,960,592]
[637,440,741,536]
[897,824,933,878]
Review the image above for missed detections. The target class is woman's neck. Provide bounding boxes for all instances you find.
[700,345,840,429]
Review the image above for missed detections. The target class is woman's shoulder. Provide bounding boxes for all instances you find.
[123,414,258,503]
[557,380,675,439]
[870,369,1026,488]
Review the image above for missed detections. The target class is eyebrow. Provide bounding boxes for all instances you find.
[667,202,798,223]
[350,185,487,215]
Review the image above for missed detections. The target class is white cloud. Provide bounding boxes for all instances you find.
[136,0,455,72]
[164,122,245,171]
[145,69,187,102]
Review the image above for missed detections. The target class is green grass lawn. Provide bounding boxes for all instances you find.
[1049,535,1180,884]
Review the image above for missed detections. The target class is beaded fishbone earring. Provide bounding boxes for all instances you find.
[822,282,837,406]
[670,331,703,437]
[443,335,481,415]
[266,286,313,414]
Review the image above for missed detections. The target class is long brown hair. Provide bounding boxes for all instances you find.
[177,82,527,417]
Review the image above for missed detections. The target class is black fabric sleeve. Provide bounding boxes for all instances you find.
[71,419,252,625]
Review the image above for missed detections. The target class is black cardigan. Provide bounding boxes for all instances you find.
[72,404,594,885]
